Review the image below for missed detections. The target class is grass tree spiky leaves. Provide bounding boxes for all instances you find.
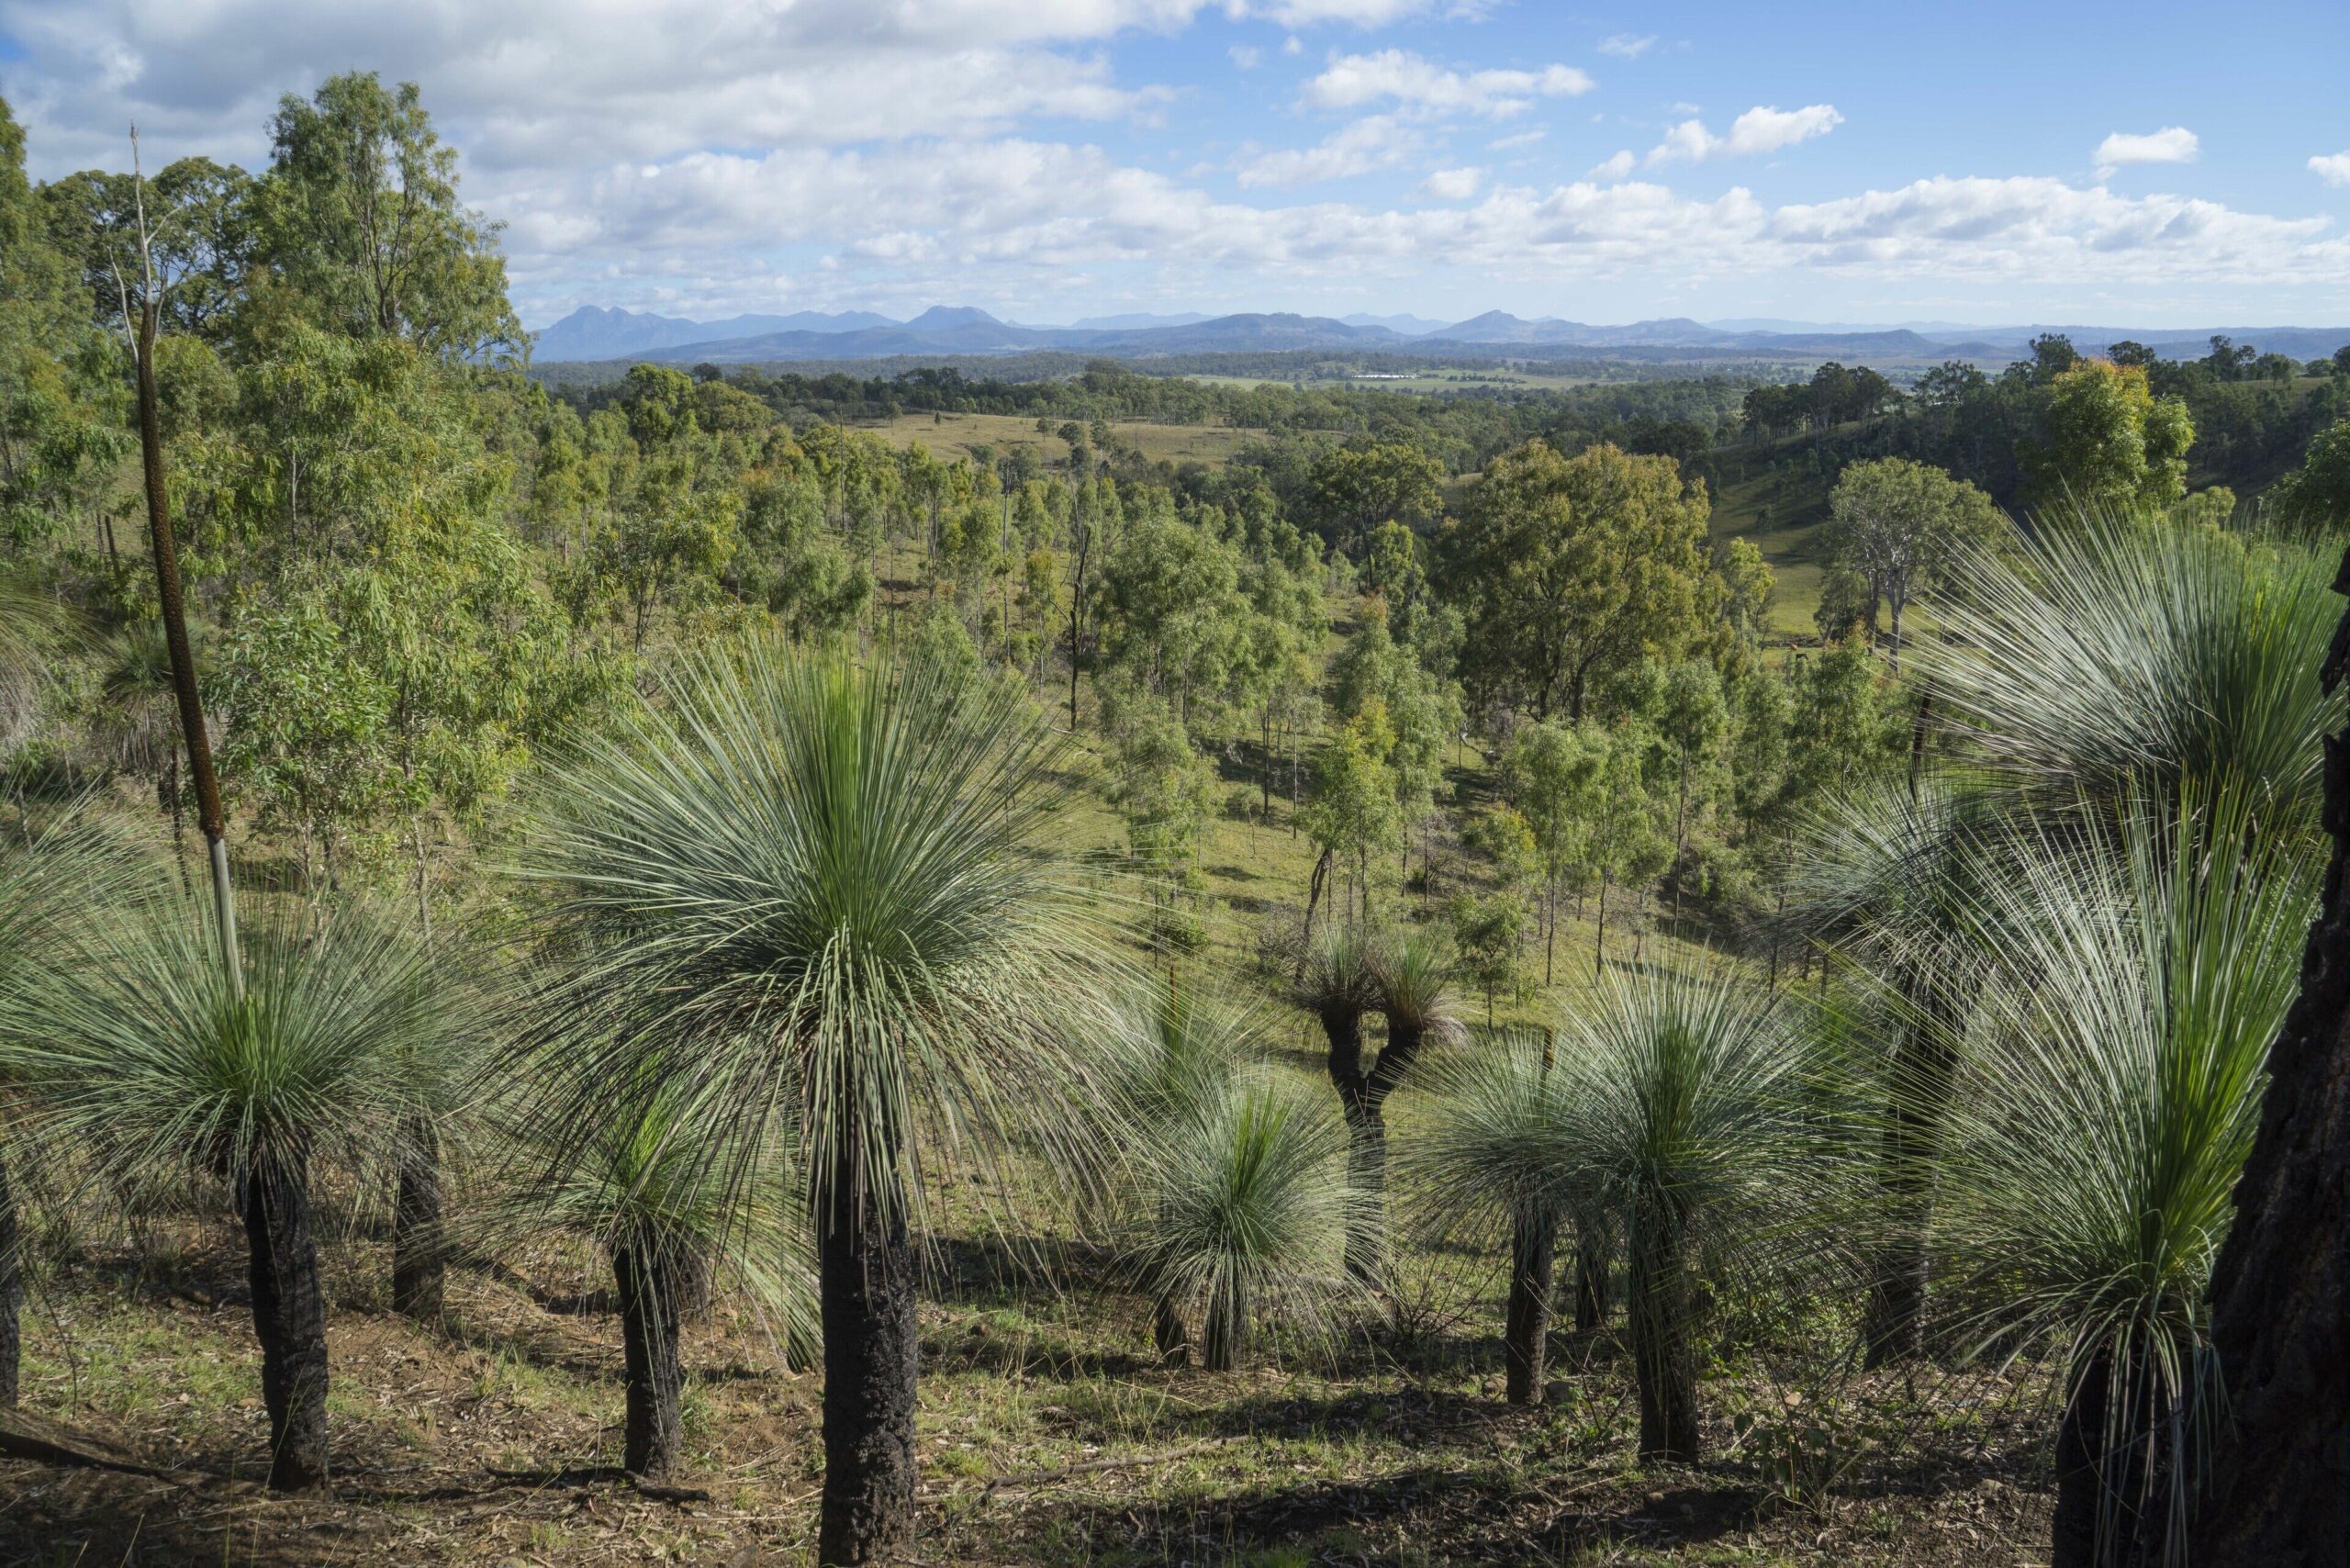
[516,638,1120,1564]
[2,884,463,1490]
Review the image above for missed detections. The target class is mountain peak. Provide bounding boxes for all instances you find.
[908,305,1002,328]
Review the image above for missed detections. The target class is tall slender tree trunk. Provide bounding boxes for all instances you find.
[613,1244,684,1478]
[817,1181,920,1566]
[2188,555,2350,1568]
[391,1116,444,1324]
[135,297,241,995]
[241,1155,330,1492]
[1504,1205,1556,1406]
[1628,1209,1699,1462]
[0,1146,19,1408]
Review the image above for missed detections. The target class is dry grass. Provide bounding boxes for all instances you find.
[2,1210,2059,1567]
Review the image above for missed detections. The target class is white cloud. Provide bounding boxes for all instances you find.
[1304,50,1595,118]
[2308,151,2350,187]
[1596,32,1654,59]
[1229,44,1263,69]
[1588,150,1636,180]
[1488,128,1546,151]
[8,1,2342,322]
[2094,126,2199,178]
[1419,165,1483,201]
[1646,104,1842,164]
[1237,116,1415,187]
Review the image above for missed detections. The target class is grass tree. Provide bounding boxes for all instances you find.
[0,809,148,1408]
[520,640,1105,1565]
[1094,990,1355,1371]
[1786,774,1999,1366]
[1285,921,1381,1279]
[1928,505,2340,830]
[1353,924,1460,1279]
[2,891,457,1490]
[1405,1028,1574,1405]
[1554,966,1831,1462]
[1918,790,2309,1568]
[494,1058,817,1478]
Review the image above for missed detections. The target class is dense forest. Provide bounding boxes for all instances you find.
[3,70,2349,1568]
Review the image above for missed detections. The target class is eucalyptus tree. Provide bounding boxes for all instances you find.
[2,893,461,1490]
[520,641,1109,1565]
[1915,790,2309,1568]
[1093,991,1354,1371]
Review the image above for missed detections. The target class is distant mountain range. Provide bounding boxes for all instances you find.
[529,303,2350,369]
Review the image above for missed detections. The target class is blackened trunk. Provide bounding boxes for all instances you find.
[817,1190,920,1566]
[1202,1278,1246,1372]
[0,1147,18,1408]
[1152,1292,1189,1366]
[2191,556,2350,1568]
[1862,970,1961,1368]
[390,1119,444,1324]
[241,1156,330,1493]
[1341,1097,1386,1282]
[614,1244,684,1478]
[1628,1214,1699,1462]
[2053,1349,2160,1568]
[1504,1207,1556,1406]
[1572,1231,1609,1334]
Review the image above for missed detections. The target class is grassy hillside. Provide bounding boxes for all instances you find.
[870,410,1261,467]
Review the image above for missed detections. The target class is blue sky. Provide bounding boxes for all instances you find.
[5,0,2347,329]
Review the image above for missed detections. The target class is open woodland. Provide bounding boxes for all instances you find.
[2,73,2350,1568]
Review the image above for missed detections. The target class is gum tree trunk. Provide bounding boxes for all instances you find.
[614,1244,683,1477]
[1504,1206,1556,1406]
[816,1182,920,1565]
[241,1155,330,1492]
[2189,545,2350,1566]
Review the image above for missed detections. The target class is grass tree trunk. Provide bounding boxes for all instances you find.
[817,1181,920,1566]
[391,1117,444,1324]
[241,1155,330,1492]
[1202,1277,1247,1372]
[0,1147,18,1408]
[1316,1002,1383,1282]
[613,1244,684,1478]
[2050,1349,2161,1568]
[1572,1230,1609,1335]
[1628,1207,1700,1462]
[1504,1205,1557,1406]
[1862,980,1958,1369]
[2189,543,2350,1566]
[1152,1291,1189,1366]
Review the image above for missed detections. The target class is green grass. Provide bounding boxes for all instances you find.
[871,410,1263,466]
